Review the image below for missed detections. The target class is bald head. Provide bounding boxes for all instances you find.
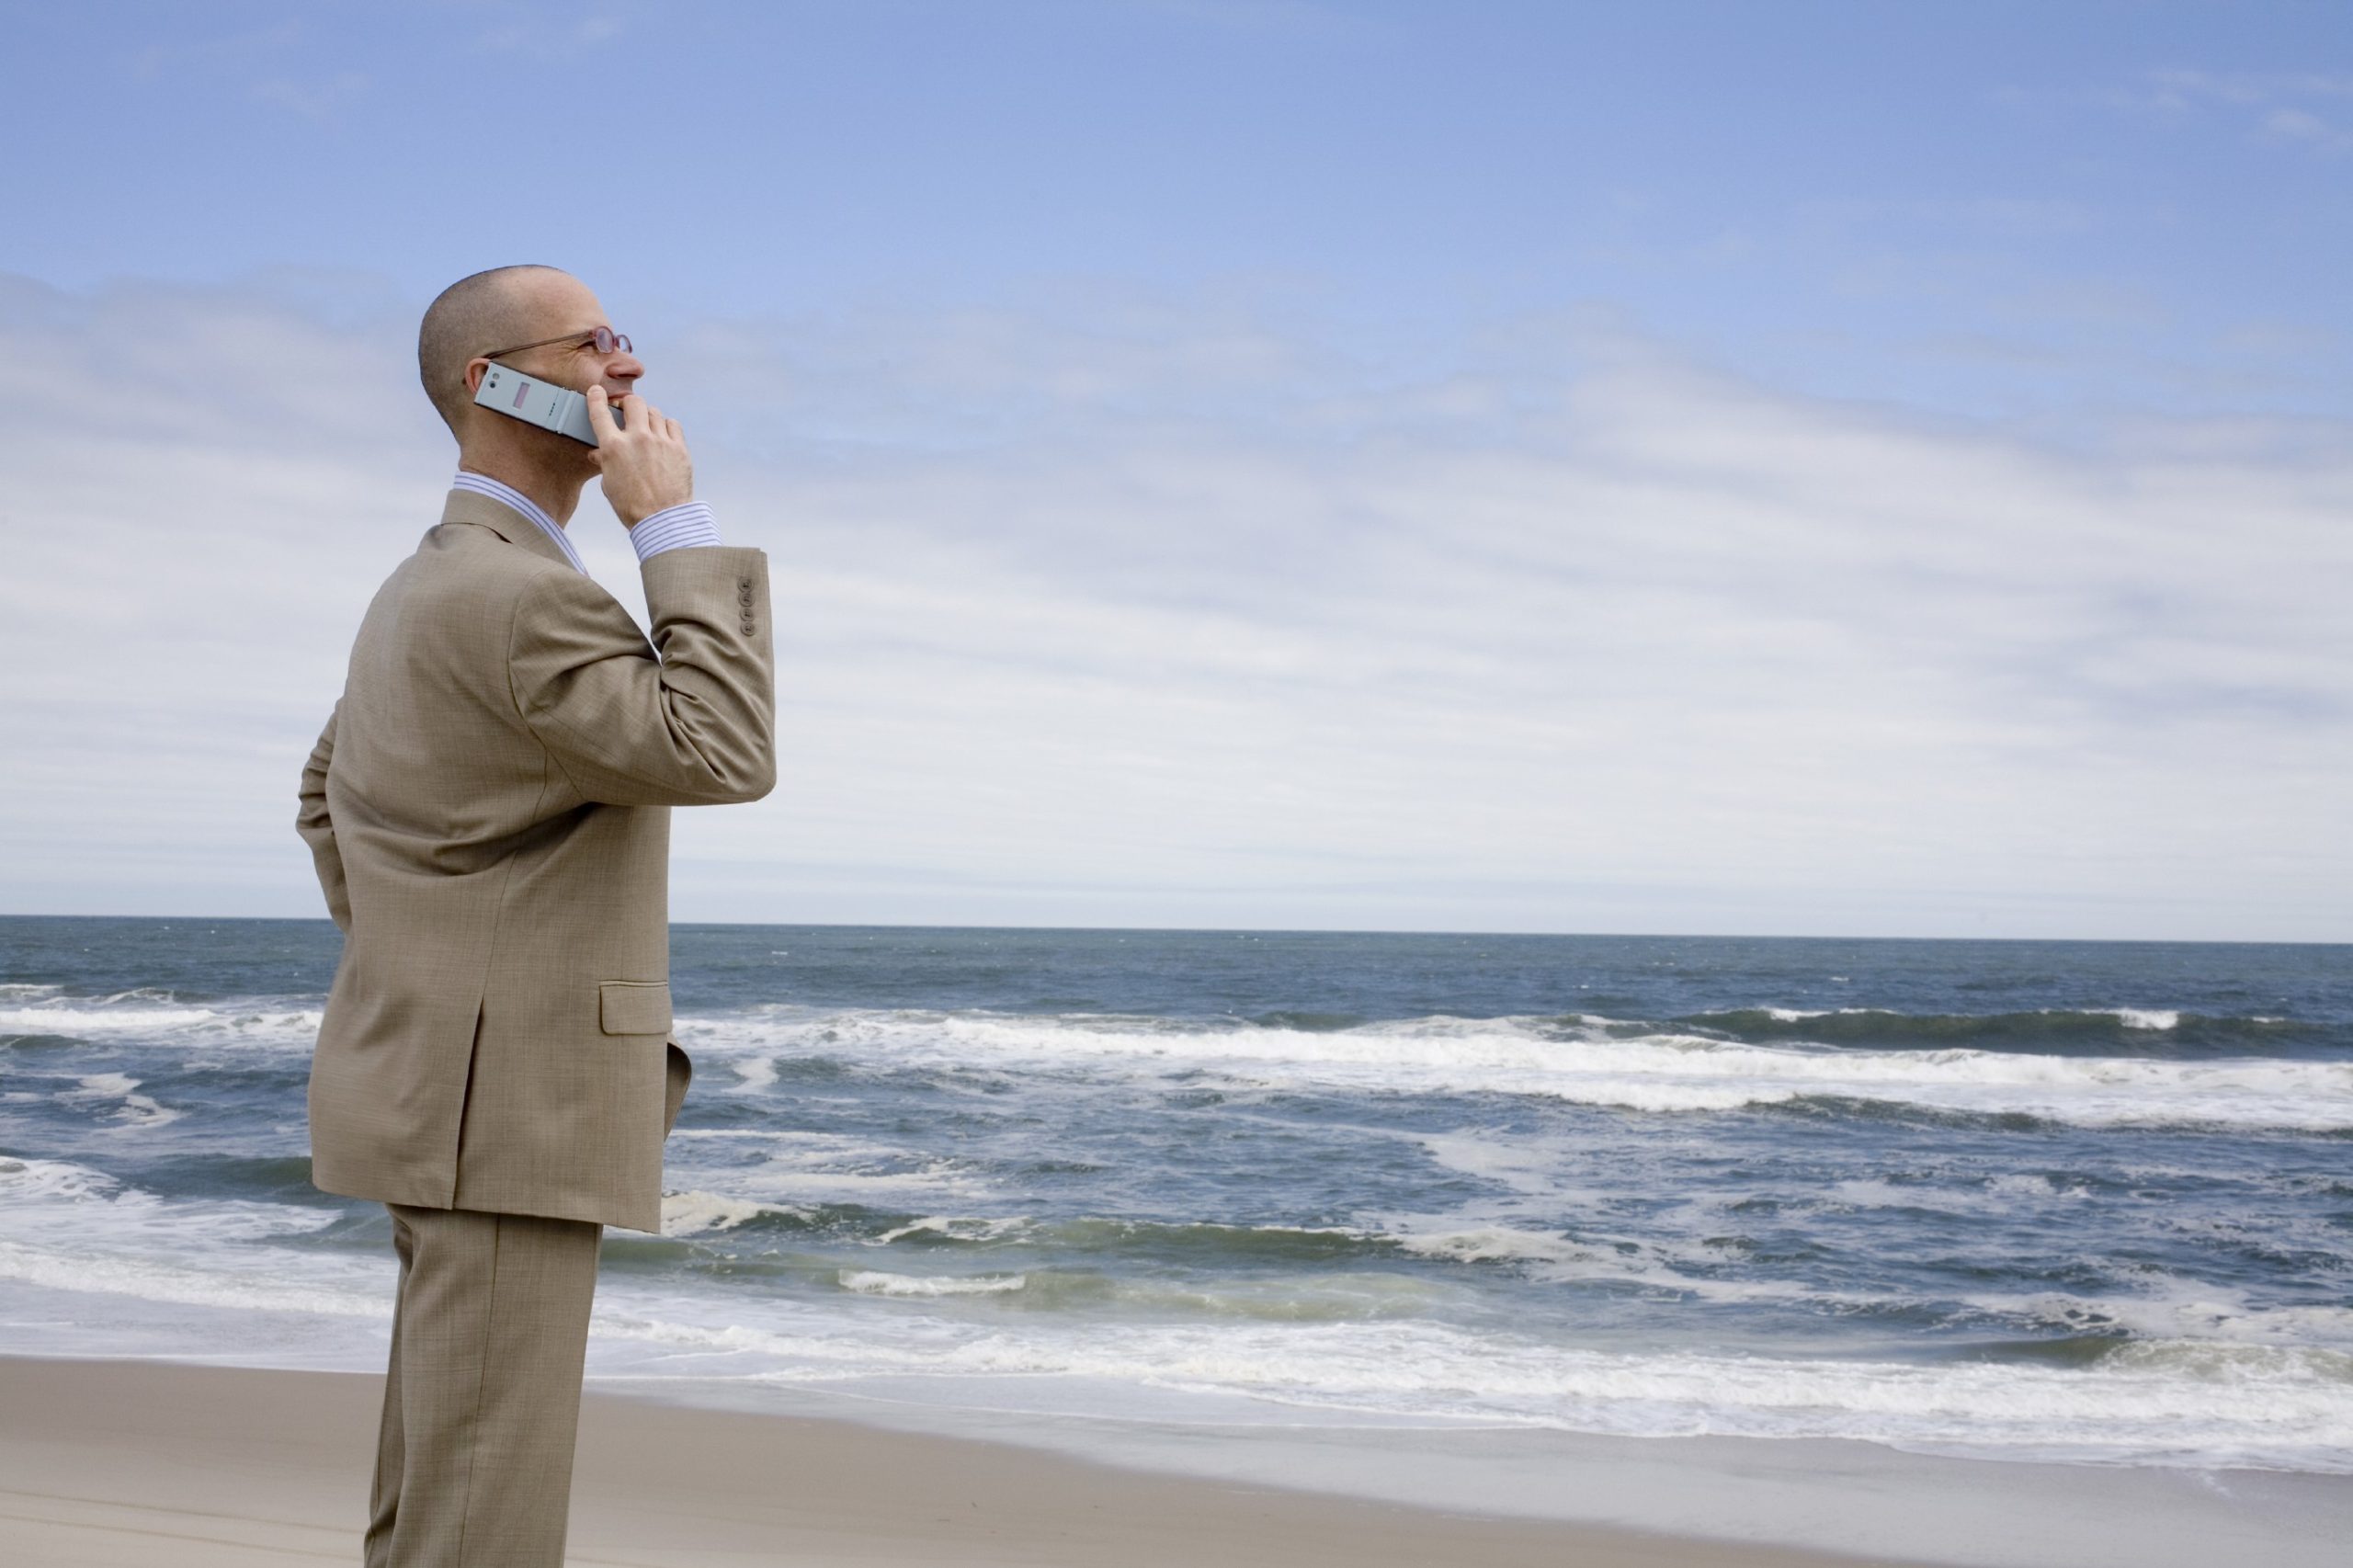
[416,265,569,434]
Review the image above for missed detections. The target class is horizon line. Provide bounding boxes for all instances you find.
[0,911,2342,949]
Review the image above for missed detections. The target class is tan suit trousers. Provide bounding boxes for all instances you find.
[366,1202,605,1568]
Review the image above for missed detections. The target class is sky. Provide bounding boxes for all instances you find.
[1,0,2347,939]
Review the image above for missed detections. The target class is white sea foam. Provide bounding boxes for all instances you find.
[1384,1223,1599,1268]
[1828,1176,2088,1215]
[870,1214,1036,1246]
[729,1055,779,1092]
[1818,1173,2106,1217]
[1396,1129,1574,1197]
[0,1157,381,1320]
[838,1269,1029,1297]
[58,1072,183,1130]
[688,1131,998,1205]
[0,1155,338,1244]
[1734,1006,2183,1030]
[0,1005,222,1033]
[738,1167,995,1202]
[670,1006,2353,1132]
[0,996,323,1046]
[6,1147,2347,1471]
[1365,1206,1869,1307]
[15,1220,2346,1469]
[660,1190,803,1236]
[569,1283,2353,1470]
[0,1237,388,1320]
[0,1153,127,1204]
[1963,1281,2353,1351]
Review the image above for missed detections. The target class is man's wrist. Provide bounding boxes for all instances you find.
[630,501,723,562]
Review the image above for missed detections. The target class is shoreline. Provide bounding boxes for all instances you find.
[5,1354,2349,1568]
[0,1352,1899,1568]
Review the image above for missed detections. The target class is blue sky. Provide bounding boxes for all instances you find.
[2,2,2347,937]
[10,0,2349,422]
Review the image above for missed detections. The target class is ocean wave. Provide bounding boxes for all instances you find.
[7,1150,2347,1471]
[1960,1284,2353,1350]
[0,1157,374,1321]
[57,1072,183,1130]
[0,1236,388,1321]
[871,1213,1035,1246]
[0,1155,342,1243]
[838,1268,1029,1297]
[575,1293,2353,1470]
[0,995,324,1046]
[660,1189,805,1236]
[634,1188,2349,1354]
[1383,1222,1600,1268]
[843,1265,1455,1321]
[1673,1006,2316,1054]
[0,1153,128,1205]
[13,1210,2345,1468]
[648,1195,1397,1266]
[672,1006,2353,1132]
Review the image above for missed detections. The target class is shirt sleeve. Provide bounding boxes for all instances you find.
[629,501,724,562]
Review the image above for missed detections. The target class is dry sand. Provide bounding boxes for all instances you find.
[0,1354,1917,1566]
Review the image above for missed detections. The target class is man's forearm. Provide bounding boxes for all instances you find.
[296,708,352,932]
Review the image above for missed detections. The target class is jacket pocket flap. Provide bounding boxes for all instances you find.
[598,981,673,1036]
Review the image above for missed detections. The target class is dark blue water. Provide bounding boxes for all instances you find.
[3,916,2349,1469]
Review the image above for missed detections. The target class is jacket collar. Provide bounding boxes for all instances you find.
[438,487,580,573]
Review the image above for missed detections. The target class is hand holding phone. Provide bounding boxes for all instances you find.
[585,386,695,528]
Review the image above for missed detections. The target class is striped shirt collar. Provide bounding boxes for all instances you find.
[449,471,587,574]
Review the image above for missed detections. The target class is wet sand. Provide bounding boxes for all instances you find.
[0,1354,1914,1566]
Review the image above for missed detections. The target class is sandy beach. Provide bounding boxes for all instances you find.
[0,1354,1911,1568]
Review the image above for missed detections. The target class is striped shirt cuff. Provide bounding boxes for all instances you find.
[630,501,723,562]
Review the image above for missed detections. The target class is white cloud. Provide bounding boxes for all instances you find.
[2137,69,2353,110]
[2100,67,2353,158]
[1,273,2346,938]
[250,70,369,122]
[2262,107,2353,156]
[469,4,631,58]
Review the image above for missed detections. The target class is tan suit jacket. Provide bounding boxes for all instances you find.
[296,487,775,1233]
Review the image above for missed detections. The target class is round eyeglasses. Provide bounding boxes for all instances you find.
[480,325,632,360]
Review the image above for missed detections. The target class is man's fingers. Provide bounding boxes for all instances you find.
[584,384,618,437]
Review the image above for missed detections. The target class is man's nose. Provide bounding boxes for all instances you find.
[605,348,644,383]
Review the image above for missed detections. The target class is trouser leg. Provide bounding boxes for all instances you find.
[362,1205,415,1568]
[367,1200,605,1568]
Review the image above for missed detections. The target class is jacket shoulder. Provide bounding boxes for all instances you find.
[404,523,575,608]
[353,525,574,674]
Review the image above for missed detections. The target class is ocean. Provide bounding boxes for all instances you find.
[4,915,2349,1480]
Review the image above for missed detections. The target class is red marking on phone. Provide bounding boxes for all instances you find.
[512,381,531,409]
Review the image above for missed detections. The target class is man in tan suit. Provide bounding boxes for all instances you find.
[296,265,775,1566]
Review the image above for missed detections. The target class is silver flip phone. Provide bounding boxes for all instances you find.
[472,363,619,446]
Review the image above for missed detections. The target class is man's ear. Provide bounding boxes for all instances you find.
[463,358,492,396]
